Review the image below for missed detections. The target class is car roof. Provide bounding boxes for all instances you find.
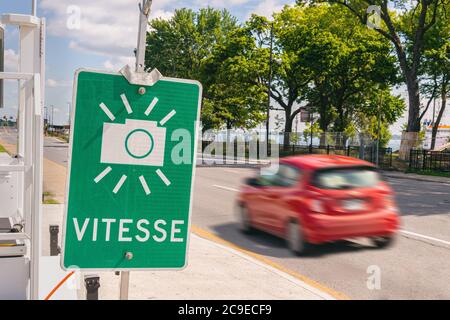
[280,154,375,170]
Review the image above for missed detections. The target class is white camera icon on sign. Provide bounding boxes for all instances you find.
[100,119,166,167]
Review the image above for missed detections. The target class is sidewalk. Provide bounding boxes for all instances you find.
[380,170,450,184]
[42,204,336,300]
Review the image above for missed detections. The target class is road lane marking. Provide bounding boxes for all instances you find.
[211,183,450,248]
[213,184,239,192]
[400,229,450,247]
[191,225,349,300]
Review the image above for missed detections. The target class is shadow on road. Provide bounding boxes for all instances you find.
[211,222,379,259]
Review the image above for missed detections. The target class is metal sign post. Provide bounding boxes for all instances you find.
[120,0,152,300]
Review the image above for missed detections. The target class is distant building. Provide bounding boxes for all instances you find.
[47,124,70,135]
[422,122,450,150]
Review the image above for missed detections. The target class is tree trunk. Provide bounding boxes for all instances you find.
[283,110,293,149]
[319,132,327,146]
[431,84,447,150]
[399,72,422,160]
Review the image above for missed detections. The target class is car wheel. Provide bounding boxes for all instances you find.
[372,235,395,249]
[287,220,310,256]
[237,205,253,234]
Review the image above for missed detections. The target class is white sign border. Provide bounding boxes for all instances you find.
[60,68,202,272]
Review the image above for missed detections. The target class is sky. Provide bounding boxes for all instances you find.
[0,0,448,134]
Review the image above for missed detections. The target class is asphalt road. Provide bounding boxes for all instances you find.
[193,166,450,300]
[0,128,69,166]
[1,128,449,299]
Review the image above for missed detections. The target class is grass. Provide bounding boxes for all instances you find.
[43,198,60,204]
[0,144,6,153]
[406,169,450,178]
[46,132,69,143]
[43,191,60,204]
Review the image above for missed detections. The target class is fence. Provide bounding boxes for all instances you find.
[280,145,392,169]
[409,149,450,172]
[201,141,393,168]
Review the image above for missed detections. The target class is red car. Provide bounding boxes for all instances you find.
[237,155,400,255]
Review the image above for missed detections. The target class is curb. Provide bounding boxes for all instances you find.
[381,172,450,185]
[191,225,350,300]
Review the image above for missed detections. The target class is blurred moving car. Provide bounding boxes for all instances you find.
[237,155,400,255]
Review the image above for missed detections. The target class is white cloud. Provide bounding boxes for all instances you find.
[196,0,251,6]
[103,56,135,71]
[40,0,175,62]
[251,0,293,19]
[4,49,19,72]
[47,78,71,88]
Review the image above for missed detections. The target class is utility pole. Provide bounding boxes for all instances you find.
[376,93,382,166]
[309,110,313,153]
[431,98,436,149]
[266,22,273,153]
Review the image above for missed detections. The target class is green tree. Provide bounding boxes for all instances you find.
[418,3,450,149]
[300,0,448,158]
[146,8,267,131]
[202,27,268,131]
[293,4,401,146]
[146,8,237,79]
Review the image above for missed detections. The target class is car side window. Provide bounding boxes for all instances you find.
[258,164,301,187]
[275,164,301,187]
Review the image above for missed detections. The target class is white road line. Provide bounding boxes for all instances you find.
[156,169,171,186]
[99,102,115,121]
[213,184,239,192]
[145,97,158,116]
[400,229,450,247]
[212,183,450,248]
[113,175,127,194]
[120,93,133,114]
[159,109,176,126]
[94,166,112,183]
[139,175,151,195]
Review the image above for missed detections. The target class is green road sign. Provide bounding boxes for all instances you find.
[61,69,202,270]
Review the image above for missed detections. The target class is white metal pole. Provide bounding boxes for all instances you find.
[32,0,37,16]
[119,270,130,300]
[135,0,152,72]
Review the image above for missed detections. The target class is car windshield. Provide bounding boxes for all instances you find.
[313,167,380,190]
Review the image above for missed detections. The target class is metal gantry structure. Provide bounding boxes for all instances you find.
[0,7,45,299]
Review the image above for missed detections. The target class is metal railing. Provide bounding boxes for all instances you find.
[409,149,450,172]
[200,141,393,168]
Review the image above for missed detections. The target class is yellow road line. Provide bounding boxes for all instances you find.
[191,225,351,300]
